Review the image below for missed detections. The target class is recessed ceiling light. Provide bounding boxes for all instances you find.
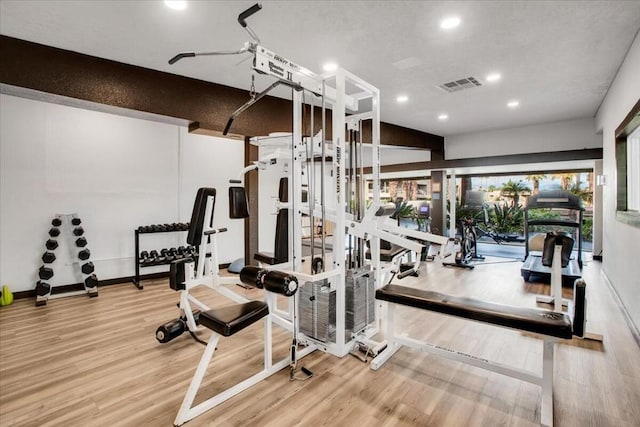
[440,16,461,30]
[486,73,501,82]
[507,100,520,108]
[165,0,187,11]
[322,62,338,72]
[396,95,409,103]
[438,114,449,121]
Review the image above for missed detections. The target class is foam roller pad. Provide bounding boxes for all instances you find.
[263,270,298,297]
[239,265,266,289]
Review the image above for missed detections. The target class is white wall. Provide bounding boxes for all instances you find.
[0,94,244,293]
[595,32,640,331]
[179,128,245,261]
[445,117,600,160]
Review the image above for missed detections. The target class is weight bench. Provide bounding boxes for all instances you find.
[174,267,301,426]
[371,280,587,427]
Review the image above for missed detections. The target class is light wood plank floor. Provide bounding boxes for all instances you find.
[1,258,639,427]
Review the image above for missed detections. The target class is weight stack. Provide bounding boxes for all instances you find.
[299,279,336,343]
[345,266,376,337]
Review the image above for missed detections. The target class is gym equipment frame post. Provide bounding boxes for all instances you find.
[537,242,603,342]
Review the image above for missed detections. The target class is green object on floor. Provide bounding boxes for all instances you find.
[0,285,14,306]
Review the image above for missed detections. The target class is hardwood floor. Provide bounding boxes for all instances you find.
[1,258,639,426]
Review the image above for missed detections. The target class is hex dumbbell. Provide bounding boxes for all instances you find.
[78,248,91,260]
[73,227,84,236]
[46,239,59,250]
[71,217,82,226]
[36,280,51,297]
[49,227,60,237]
[39,266,54,280]
[76,237,87,247]
[42,252,56,264]
[81,262,95,274]
[85,274,98,289]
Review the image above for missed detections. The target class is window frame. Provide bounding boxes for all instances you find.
[615,99,640,228]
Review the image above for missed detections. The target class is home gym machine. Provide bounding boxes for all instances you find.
[521,191,584,284]
[164,3,448,424]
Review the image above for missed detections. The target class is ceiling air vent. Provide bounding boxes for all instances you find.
[437,76,482,93]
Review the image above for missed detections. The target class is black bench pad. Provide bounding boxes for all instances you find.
[376,284,572,339]
[199,300,269,337]
[366,244,409,262]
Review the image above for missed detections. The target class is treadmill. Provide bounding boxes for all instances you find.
[521,190,583,284]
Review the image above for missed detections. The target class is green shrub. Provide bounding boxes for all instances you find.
[490,204,524,234]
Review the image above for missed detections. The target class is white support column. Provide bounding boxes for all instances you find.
[448,171,457,238]
[332,69,347,353]
[552,244,563,312]
[291,91,303,272]
[541,338,555,427]
[264,296,273,370]
[371,87,382,286]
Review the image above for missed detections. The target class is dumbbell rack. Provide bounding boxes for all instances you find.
[133,223,191,290]
[35,214,98,306]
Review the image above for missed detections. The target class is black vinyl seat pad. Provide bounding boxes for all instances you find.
[199,300,269,337]
[376,284,573,339]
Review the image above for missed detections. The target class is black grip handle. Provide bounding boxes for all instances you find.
[168,52,196,65]
[397,269,415,280]
[238,3,262,27]
[223,117,234,136]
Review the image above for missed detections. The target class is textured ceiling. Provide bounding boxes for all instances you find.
[1,0,639,136]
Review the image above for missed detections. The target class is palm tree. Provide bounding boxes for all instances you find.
[501,179,531,207]
[551,173,575,191]
[526,174,547,195]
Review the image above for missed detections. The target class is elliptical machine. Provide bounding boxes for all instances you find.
[443,216,485,269]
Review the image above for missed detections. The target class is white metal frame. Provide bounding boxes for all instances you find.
[371,301,559,427]
[174,287,315,426]
[536,243,603,342]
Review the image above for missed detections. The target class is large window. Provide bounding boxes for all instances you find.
[615,100,640,228]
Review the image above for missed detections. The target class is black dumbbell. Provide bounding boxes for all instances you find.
[49,227,60,237]
[81,262,95,274]
[39,266,54,280]
[52,218,62,227]
[36,281,51,296]
[78,248,91,260]
[140,251,152,266]
[150,250,166,263]
[76,237,88,247]
[71,218,82,226]
[84,274,98,288]
[177,246,186,255]
[73,227,84,236]
[46,239,58,250]
[161,248,174,262]
[42,252,56,264]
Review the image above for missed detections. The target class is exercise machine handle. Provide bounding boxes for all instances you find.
[396,268,416,280]
[168,52,196,65]
[203,227,228,235]
[238,3,262,28]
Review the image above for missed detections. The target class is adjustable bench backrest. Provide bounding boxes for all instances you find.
[254,178,288,265]
[375,283,582,339]
[187,187,216,247]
